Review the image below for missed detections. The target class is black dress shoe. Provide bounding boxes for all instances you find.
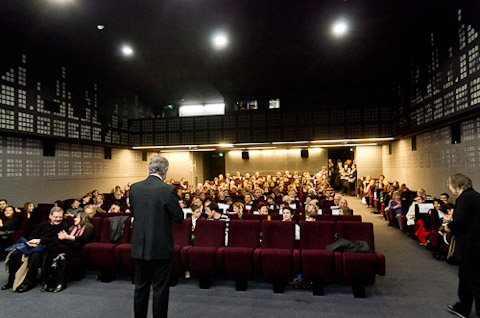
[1,283,13,290]
[41,284,49,292]
[52,284,65,293]
[16,284,33,293]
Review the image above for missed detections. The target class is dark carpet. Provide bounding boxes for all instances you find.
[0,198,459,317]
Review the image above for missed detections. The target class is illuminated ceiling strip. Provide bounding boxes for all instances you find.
[132,145,198,149]
[311,137,394,143]
[234,142,271,146]
[271,141,309,144]
[246,147,277,150]
[199,143,233,147]
[310,143,378,148]
[160,148,216,153]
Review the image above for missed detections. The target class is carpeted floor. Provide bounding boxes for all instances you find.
[0,197,460,317]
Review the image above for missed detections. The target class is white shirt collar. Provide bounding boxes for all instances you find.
[150,174,163,181]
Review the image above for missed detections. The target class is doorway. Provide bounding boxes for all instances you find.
[202,151,225,181]
[328,147,355,165]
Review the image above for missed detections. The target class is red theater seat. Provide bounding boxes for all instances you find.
[83,215,131,282]
[336,221,386,298]
[186,219,225,289]
[296,221,336,295]
[260,221,295,293]
[220,220,261,291]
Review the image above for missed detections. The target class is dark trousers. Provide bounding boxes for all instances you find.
[134,258,172,318]
[457,255,480,316]
[43,254,67,287]
[7,250,43,286]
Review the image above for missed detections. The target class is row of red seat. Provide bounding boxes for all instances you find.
[82,216,385,297]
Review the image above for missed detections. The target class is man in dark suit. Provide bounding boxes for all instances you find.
[445,173,480,318]
[130,156,184,318]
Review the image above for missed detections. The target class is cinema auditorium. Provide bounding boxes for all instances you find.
[1,1,479,317]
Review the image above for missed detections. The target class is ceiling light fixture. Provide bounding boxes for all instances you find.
[212,31,229,49]
[97,25,105,30]
[121,45,134,57]
[332,19,349,37]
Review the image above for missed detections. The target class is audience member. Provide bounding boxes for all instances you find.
[2,207,68,292]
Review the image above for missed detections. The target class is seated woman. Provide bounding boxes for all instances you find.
[23,202,41,226]
[93,195,106,214]
[231,202,244,219]
[387,191,403,229]
[254,202,269,215]
[42,212,94,293]
[0,206,21,232]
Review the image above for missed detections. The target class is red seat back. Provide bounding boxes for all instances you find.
[243,214,268,221]
[316,215,333,222]
[173,218,192,247]
[90,217,103,242]
[193,219,225,248]
[299,221,335,250]
[228,220,261,248]
[99,215,131,244]
[262,221,295,250]
[336,221,375,252]
[333,215,362,222]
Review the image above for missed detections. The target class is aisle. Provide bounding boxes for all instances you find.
[349,196,459,317]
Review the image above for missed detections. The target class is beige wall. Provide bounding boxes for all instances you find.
[382,117,480,197]
[355,146,383,179]
[225,148,328,176]
[0,137,196,206]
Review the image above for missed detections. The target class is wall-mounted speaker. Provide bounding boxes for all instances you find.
[411,136,417,151]
[242,151,249,160]
[301,149,309,158]
[43,140,55,157]
[142,150,148,162]
[451,123,461,144]
[104,146,112,160]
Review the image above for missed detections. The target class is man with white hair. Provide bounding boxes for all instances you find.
[130,156,184,318]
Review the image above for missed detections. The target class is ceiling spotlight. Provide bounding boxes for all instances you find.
[332,19,349,37]
[97,25,105,30]
[121,45,134,57]
[212,32,229,49]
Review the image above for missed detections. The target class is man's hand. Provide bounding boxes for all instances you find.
[27,239,41,247]
[58,230,68,240]
[444,224,451,233]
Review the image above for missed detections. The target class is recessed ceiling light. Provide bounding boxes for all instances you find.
[97,25,105,30]
[212,32,229,49]
[332,19,349,37]
[121,45,134,57]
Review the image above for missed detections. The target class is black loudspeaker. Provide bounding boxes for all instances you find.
[451,123,461,144]
[301,149,309,158]
[142,151,147,162]
[411,136,417,151]
[43,140,55,157]
[105,146,112,160]
[242,151,249,160]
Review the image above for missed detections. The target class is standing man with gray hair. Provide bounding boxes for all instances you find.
[130,156,184,318]
[444,173,480,318]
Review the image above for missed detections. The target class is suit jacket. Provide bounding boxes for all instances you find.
[130,175,184,260]
[448,188,480,255]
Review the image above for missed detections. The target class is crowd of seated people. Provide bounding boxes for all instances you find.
[0,184,131,293]
[0,170,362,294]
[359,174,458,263]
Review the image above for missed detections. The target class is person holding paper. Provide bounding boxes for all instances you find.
[444,173,480,318]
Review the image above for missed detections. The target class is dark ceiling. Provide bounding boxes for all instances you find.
[0,0,472,108]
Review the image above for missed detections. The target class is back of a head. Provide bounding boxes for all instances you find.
[149,156,169,175]
[448,173,473,190]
